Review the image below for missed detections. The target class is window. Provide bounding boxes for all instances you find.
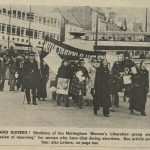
[42,32,45,40]
[17,27,20,36]
[35,16,39,22]
[50,33,53,38]
[21,28,24,37]
[39,17,42,23]
[18,11,21,19]
[57,21,60,28]
[34,30,38,39]
[54,19,57,27]
[27,12,34,21]
[38,31,42,39]
[12,26,16,35]
[30,29,33,38]
[13,10,16,17]
[3,8,6,14]
[0,23,1,32]
[22,12,25,20]
[2,23,6,33]
[27,13,30,20]
[22,39,24,42]
[57,35,59,40]
[8,10,11,16]
[43,17,46,25]
[51,18,53,26]
[26,29,30,36]
[7,24,11,34]
[47,19,50,25]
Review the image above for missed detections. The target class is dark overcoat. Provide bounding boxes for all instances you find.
[94,66,111,108]
[22,59,40,89]
[37,63,49,98]
[130,68,149,112]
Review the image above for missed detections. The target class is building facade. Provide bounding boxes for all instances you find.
[0,5,61,52]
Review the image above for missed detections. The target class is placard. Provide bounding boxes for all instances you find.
[56,78,70,95]
[123,75,132,85]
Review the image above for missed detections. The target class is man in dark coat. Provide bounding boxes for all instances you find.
[0,53,7,91]
[22,52,40,105]
[94,59,111,117]
[8,57,17,91]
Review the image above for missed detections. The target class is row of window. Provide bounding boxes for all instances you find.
[0,8,60,28]
[0,23,60,40]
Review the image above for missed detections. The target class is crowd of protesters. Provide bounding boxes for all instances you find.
[0,49,149,117]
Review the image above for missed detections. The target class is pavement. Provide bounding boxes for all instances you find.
[0,81,150,128]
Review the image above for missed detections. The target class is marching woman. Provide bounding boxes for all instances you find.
[37,60,49,101]
[94,59,112,117]
[69,59,89,109]
[56,60,71,107]
[129,60,149,116]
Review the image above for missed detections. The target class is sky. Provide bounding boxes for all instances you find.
[1,5,150,30]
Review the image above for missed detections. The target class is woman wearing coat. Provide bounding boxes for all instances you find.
[37,60,49,101]
[56,60,71,107]
[94,59,112,117]
[129,60,149,116]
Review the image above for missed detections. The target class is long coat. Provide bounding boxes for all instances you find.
[69,65,89,96]
[37,63,49,98]
[22,59,40,89]
[130,68,149,112]
[94,66,111,108]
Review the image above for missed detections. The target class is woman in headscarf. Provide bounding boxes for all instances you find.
[94,59,112,117]
[37,60,49,101]
[129,60,149,116]
[56,60,71,107]
[69,59,89,109]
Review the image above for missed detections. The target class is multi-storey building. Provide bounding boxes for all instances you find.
[0,5,61,52]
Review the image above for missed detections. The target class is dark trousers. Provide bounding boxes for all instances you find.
[0,73,5,91]
[25,88,37,104]
[112,92,119,106]
[103,107,109,115]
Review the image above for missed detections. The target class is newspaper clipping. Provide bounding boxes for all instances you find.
[0,0,150,149]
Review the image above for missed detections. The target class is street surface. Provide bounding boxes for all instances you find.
[0,81,150,128]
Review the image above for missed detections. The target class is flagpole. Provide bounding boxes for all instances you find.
[28,5,32,52]
[8,5,11,51]
[95,7,99,47]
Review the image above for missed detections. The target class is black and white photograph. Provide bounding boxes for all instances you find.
[0,0,150,131]
[1,0,150,149]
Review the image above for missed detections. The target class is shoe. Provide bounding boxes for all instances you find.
[33,103,37,105]
[141,112,147,116]
[27,102,30,104]
[104,114,110,117]
[94,111,97,115]
[110,109,115,112]
[93,108,97,115]
[131,109,134,114]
